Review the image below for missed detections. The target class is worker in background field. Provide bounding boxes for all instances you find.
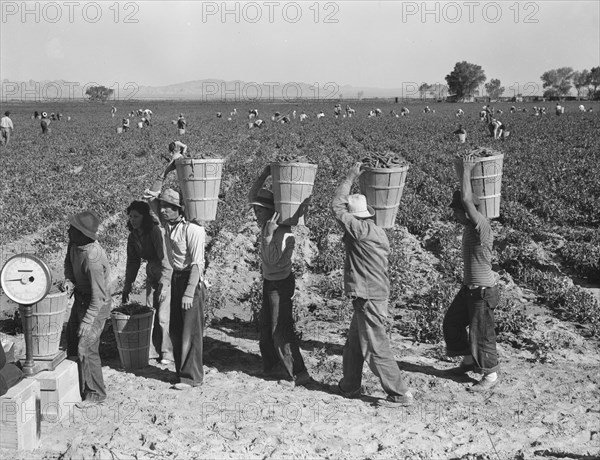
[332,162,413,408]
[122,200,174,365]
[122,118,130,132]
[41,112,51,134]
[62,210,111,407]
[143,167,207,390]
[443,157,500,392]
[177,114,187,132]
[248,165,311,389]
[0,111,13,146]
[488,118,506,139]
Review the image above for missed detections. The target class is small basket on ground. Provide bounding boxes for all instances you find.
[111,303,154,370]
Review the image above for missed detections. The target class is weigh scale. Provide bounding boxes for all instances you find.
[0,253,67,375]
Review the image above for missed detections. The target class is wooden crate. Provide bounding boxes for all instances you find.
[0,378,41,450]
[33,359,81,422]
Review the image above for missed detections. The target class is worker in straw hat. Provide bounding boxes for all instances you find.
[61,210,111,407]
[247,165,311,389]
[144,167,206,390]
[331,162,413,407]
[443,156,500,392]
[40,112,51,134]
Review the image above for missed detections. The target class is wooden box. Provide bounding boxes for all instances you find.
[33,359,81,422]
[0,378,41,450]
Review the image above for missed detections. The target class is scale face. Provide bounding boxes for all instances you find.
[1,253,52,305]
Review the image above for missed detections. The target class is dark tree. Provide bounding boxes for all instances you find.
[445,62,486,101]
[540,67,574,98]
[85,85,114,102]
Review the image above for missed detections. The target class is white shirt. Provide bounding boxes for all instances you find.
[163,219,205,272]
[0,116,13,129]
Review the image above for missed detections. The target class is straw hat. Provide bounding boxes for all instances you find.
[249,189,274,210]
[347,194,375,219]
[69,210,101,240]
[42,112,48,118]
[158,188,183,209]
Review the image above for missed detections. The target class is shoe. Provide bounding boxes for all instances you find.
[295,370,313,387]
[446,362,475,376]
[337,381,362,399]
[172,383,193,390]
[278,379,296,389]
[264,363,288,379]
[374,392,414,408]
[76,393,106,408]
[468,374,501,392]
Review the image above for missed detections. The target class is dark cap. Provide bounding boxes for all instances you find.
[249,189,275,210]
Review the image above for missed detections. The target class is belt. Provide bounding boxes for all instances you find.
[465,284,496,291]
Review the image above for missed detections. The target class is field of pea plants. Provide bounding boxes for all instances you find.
[0,100,599,459]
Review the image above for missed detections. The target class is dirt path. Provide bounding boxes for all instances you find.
[1,224,599,459]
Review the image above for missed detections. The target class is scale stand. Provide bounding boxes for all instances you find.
[1,254,67,376]
[19,303,67,376]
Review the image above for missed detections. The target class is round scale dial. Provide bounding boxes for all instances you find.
[1,254,52,305]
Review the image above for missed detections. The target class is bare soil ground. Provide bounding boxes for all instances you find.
[1,221,599,460]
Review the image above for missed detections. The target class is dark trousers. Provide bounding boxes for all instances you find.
[340,298,410,400]
[66,295,108,398]
[443,285,500,374]
[147,262,173,361]
[0,345,23,396]
[259,274,306,379]
[170,270,204,386]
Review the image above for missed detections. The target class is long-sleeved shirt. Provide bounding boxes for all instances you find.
[0,116,13,129]
[146,180,206,298]
[332,178,390,300]
[64,241,112,324]
[124,225,172,290]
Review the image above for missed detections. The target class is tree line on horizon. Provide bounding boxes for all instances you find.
[417,62,600,102]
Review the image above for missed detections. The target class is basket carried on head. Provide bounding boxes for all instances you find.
[111,305,154,370]
[271,162,318,226]
[175,158,224,222]
[359,165,410,228]
[454,151,504,219]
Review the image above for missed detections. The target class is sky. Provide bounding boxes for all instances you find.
[1,0,599,94]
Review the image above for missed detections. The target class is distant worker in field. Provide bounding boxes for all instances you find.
[332,163,413,407]
[555,103,565,115]
[488,118,506,139]
[248,165,311,389]
[144,169,207,390]
[111,106,117,117]
[62,210,111,407]
[33,110,40,119]
[41,112,51,134]
[122,200,174,365]
[122,118,130,132]
[443,158,500,392]
[177,114,187,132]
[400,107,410,116]
[0,111,14,146]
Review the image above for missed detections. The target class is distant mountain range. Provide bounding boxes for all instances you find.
[1,79,448,101]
